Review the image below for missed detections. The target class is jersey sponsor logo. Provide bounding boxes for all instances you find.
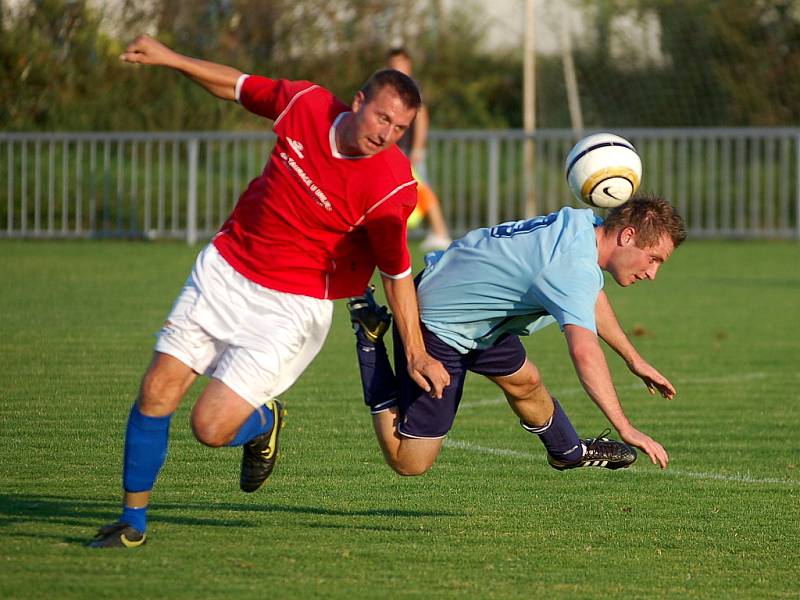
[279,151,332,211]
[287,137,305,159]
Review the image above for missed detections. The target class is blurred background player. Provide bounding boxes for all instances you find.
[386,47,452,251]
[89,34,448,548]
[349,196,686,476]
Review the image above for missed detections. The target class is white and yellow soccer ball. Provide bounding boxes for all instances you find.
[565,133,642,209]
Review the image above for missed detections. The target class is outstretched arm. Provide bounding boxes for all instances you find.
[564,324,669,468]
[381,274,450,399]
[595,290,676,399]
[120,34,242,101]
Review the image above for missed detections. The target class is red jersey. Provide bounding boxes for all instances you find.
[212,75,417,300]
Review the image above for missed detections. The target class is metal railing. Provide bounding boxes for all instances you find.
[2,128,798,242]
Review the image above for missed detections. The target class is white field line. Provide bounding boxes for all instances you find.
[443,438,800,487]
[459,371,770,411]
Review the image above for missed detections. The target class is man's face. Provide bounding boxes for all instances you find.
[607,228,674,287]
[346,86,416,157]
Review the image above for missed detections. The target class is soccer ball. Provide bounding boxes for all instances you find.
[565,133,642,209]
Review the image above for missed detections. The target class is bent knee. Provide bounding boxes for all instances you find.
[139,375,185,415]
[390,462,431,477]
[386,454,436,476]
[190,416,230,448]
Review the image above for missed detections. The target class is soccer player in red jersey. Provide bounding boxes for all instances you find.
[89,34,449,548]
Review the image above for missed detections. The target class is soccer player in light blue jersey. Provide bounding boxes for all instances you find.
[349,195,686,475]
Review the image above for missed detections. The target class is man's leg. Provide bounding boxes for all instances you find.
[349,287,448,476]
[371,408,444,476]
[490,359,637,471]
[190,379,284,493]
[89,352,196,548]
[489,360,583,464]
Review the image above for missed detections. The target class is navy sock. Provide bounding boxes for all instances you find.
[122,404,172,532]
[355,328,399,413]
[521,398,583,462]
[226,405,274,447]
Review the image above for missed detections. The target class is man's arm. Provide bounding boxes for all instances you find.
[563,324,669,469]
[595,290,676,399]
[120,35,242,101]
[381,274,450,399]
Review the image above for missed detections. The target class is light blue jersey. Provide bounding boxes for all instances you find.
[417,207,604,354]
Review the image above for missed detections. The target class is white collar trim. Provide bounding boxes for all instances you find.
[329,112,369,160]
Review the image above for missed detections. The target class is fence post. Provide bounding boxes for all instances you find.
[796,134,800,240]
[488,137,499,226]
[187,137,198,245]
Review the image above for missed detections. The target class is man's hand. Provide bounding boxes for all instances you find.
[407,351,450,399]
[627,357,676,399]
[618,426,669,469]
[120,34,176,67]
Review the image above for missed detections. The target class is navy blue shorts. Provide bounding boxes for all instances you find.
[392,323,527,439]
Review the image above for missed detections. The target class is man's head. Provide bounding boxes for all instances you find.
[337,69,421,157]
[599,194,687,286]
[386,47,413,76]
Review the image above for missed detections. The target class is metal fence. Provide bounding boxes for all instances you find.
[2,128,799,242]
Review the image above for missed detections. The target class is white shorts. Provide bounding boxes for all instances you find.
[155,244,334,408]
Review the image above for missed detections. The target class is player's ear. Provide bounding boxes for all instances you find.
[352,90,366,113]
[618,226,636,246]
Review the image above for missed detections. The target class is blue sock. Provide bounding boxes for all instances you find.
[121,505,147,533]
[226,405,274,447]
[355,328,398,413]
[521,398,583,463]
[122,403,172,532]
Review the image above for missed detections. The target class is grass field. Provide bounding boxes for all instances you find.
[1,239,799,599]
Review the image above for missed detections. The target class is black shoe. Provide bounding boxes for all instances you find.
[87,522,146,548]
[240,400,285,493]
[548,429,637,471]
[347,284,392,343]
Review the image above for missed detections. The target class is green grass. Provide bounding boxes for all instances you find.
[1,239,799,599]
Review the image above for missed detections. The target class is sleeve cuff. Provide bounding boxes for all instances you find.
[234,74,249,104]
[378,266,413,280]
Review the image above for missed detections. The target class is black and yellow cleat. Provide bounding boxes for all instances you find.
[548,429,637,471]
[88,522,146,549]
[347,284,392,343]
[240,400,286,493]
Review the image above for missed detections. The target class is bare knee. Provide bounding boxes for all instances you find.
[138,372,183,416]
[384,446,439,476]
[137,354,195,416]
[190,410,231,448]
[516,369,546,400]
[387,460,432,477]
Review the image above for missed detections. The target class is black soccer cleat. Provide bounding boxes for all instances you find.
[240,400,285,493]
[548,429,637,471]
[88,522,146,549]
[347,284,392,343]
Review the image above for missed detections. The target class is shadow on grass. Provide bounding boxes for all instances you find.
[0,493,464,536]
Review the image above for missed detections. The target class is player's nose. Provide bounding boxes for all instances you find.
[378,124,392,142]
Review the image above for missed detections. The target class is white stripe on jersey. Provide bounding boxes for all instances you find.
[273,84,320,127]
[352,179,416,228]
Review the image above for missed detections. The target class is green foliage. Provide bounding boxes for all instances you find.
[4,1,800,130]
[570,0,800,126]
